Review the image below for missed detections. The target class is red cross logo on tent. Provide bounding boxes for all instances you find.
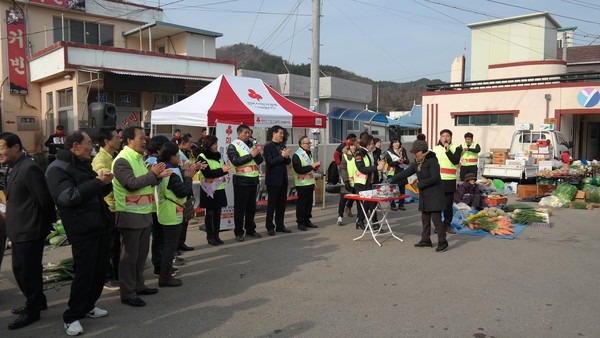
[256,117,261,123]
[248,89,262,101]
[226,125,233,135]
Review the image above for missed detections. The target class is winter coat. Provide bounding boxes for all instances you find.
[46,149,112,243]
[390,151,444,212]
[198,150,228,209]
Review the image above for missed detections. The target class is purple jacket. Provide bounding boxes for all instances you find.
[453,180,481,204]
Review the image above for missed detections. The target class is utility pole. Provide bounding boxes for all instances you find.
[310,0,320,113]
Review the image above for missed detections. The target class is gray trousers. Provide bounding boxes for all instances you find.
[119,226,151,300]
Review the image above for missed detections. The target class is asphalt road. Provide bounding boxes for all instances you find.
[1,194,599,337]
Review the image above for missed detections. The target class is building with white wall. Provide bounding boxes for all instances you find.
[422,12,600,161]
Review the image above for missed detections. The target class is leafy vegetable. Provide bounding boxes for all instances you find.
[555,183,577,203]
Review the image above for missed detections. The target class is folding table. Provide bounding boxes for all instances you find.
[344,194,409,246]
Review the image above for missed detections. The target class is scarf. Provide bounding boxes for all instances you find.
[415,150,431,171]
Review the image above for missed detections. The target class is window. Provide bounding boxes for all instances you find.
[53,16,114,46]
[346,120,359,131]
[455,114,515,126]
[46,92,54,135]
[157,44,166,53]
[58,88,73,107]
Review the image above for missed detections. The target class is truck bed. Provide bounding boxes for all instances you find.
[482,164,538,180]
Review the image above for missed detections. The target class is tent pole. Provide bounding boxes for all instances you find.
[322,136,326,210]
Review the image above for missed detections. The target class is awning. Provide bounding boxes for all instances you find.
[327,108,389,124]
[151,75,326,128]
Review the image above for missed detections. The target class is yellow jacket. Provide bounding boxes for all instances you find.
[92,147,116,212]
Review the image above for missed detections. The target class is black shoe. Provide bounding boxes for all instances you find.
[298,225,307,231]
[178,244,194,251]
[154,267,178,277]
[121,297,146,307]
[414,240,433,248]
[235,236,245,242]
[246,232,263,238]
[398,206,406,211]
[356,221,365,230]
[267,230,275,236]
[446,226,456,234]
[436,241,449,252]
[215,237,224,244]
[11,304,47,315]
[390,206,398,211]
[276,227,291,233]
[207,238,220,246]
[8,312,40,330]
[306,222,318,228]
[137,288,159,295]
[175,250,182,256]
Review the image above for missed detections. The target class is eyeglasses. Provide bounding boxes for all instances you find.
[303,142,312,145]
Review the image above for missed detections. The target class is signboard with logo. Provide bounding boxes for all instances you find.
[578,88,600,108]
[6,10,27,95]
[215,122,235,230]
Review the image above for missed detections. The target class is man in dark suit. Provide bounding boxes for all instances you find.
[263,125,292,236]
[0,132,56,330]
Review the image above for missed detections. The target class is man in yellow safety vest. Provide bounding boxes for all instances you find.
[459,132,480,181]
[432,129,462,234]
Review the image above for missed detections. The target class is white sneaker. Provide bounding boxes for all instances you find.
[86,306,108,318]
[65,320,84,336]
[337,216,343,225]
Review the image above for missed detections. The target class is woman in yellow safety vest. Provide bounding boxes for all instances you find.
[197,135,231,246]
[354,134,386,229]
[338,137,358,225]
[385,138,410,211]
[156,142,196,287]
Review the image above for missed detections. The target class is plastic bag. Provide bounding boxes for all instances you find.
[554,182,577,203]
[451,209,476,228]
[539,195,566,208]
[453,202,472,211]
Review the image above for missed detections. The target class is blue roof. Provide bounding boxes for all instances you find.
[386,117,420,128]
[395,105,422,125]
[327,108,389,124]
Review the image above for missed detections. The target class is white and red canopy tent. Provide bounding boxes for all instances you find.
[151,75,326,128]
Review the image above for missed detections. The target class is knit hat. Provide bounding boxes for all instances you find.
[464,173,477,181]
[410,134,428,153]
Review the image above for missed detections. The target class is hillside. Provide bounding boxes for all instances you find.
[216,43,444,112]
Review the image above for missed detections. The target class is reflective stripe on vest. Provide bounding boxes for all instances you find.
[292,148,315,187]
[198,153,227,190]
[353,153,370,185]
[112,146,155,214]
[460,142,479,166]
[157,168,185,225]
[231,143,259,177]
[433,144,458,180]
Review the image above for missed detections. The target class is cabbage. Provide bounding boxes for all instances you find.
[554,182,577,203]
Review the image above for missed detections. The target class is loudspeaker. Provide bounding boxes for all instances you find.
[88,102,116,140]
[389,126,400,141]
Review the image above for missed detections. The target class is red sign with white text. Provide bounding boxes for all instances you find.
[27,0,86,11]
[6,10,27,95]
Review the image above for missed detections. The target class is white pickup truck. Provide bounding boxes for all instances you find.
[481,130,571,181]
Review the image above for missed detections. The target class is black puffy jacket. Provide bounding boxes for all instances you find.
[46,149,112,243]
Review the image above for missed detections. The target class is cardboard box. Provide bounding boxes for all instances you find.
[506,159,526,165]
[517,184,555,199]
[529,145,539,150]
[538,160,553,171]
[490,148,509,153]
[573,190,586,202]
[492,159,505,165]
[537,146,549,153]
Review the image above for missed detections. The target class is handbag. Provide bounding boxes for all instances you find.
[165,196,196,222]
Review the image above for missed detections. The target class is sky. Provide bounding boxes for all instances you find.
[132,0,600,83]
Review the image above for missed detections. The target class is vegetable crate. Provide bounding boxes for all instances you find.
[483,197,508,207]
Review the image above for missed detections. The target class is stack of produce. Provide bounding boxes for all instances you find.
[42,257,75,284]
[462,207,515,236]
[510,208,550,224]
[554,182,578,203]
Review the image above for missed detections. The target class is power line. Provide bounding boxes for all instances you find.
[484,0,600,26]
